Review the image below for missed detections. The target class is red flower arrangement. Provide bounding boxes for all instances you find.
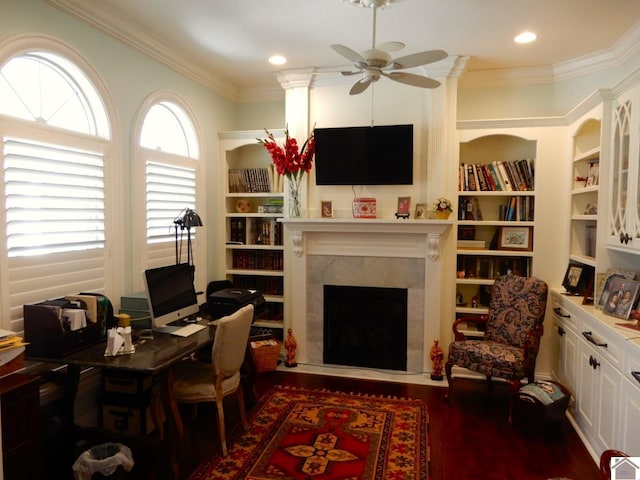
[257,126,315,183]
[258,126,315,216]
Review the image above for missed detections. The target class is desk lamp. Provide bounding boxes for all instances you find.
[173,208,203,277]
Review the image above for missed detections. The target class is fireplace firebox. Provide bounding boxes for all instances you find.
[323,285,408,371]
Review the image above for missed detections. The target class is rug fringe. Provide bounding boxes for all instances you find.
[272,384,427,403]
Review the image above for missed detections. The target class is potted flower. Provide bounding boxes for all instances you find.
[258,126,315,217]
[433,197,453,219]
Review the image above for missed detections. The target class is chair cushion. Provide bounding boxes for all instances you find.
[447,339,526,379]
[172,360,241,403]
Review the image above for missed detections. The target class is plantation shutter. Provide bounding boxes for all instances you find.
[3,134,107,331]
[146,160,197,267]
[5,137,105,256]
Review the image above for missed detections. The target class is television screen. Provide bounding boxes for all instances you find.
[143,263,199,330]
[314,124,414,185]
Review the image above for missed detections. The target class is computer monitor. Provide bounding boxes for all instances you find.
[143,263,199,330]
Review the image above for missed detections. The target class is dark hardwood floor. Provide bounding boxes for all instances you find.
[175,370,600,480]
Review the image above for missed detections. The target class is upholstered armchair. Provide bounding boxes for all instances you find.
[445,274,548,398]
[172,304,254,456]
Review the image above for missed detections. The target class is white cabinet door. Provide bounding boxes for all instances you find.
[577,338,621,453]
[607,85,640,252]
[551,311,579,396]
[618,375,640,456]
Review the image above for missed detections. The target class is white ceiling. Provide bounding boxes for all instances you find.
[48,0,640,100]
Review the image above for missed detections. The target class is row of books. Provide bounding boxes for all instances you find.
[459,159,534,191]
[231,275,283,296]
[228,166,285,193]
[458,196,534,221]
[228,218,283,246]
[232,250,283,271]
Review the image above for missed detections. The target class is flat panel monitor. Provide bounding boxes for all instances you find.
[143,263,199,330]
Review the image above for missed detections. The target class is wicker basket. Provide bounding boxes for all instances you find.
[250,339,281,373]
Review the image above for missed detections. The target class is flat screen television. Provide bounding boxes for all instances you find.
[314,124,414,185]
[143,263,199,330]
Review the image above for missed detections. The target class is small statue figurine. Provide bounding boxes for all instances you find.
[430,339,444,381]
[284,328,298,368]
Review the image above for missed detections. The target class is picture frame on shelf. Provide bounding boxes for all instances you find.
[414,203,427,219]
[497,226,533,251]
[600,277,640,320]
[395,196,411,219]
[561,262,594,297]
[586,161,599,186]
[596,269,637,310]
[321,200,333,218]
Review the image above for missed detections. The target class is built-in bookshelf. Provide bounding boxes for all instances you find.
[455,133,537,337]
[569,113,601,269]
[219,130,286,339]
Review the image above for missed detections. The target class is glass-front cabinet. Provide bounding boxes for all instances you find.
[608,85,640,253]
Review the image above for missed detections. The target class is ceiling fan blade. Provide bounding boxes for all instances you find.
[376,41,405,53]
[341,71,362,76]
[382,71,441,89]
[350,78,373,95]
[391,49,448,69]
[331,44,365,64]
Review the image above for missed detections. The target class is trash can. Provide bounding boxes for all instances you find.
[72,442,134,480]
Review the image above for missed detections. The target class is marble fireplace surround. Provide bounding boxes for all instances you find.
[281,219,451,377]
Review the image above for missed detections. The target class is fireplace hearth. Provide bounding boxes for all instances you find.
[323,285,408,371]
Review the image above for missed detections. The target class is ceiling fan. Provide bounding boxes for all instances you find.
[331,0,447,95]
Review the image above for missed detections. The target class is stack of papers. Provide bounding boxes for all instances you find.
[0,329,27,367]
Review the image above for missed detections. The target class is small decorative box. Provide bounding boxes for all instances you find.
[352,198,377,219]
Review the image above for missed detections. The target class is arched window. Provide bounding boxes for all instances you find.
[136,96,203,282]
[0,43,112,332]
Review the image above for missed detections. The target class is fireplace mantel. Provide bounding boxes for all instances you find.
[281,218,452,376]
[280,218,452,260]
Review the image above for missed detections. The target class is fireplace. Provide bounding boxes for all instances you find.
[323,285,408,371]
[280,219,451,376]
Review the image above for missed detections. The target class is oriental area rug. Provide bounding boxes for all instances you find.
[189,385,430,480]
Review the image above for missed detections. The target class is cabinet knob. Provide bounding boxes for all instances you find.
[589,355,600,370]
[557,326,566,336]
[620,232,631,244]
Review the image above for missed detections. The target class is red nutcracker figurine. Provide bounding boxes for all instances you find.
[285,328,297,367]
[430,339,444,381]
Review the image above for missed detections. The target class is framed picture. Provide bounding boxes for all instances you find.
[414,203,427,219]
[599,276,640,320]
[498,226,533,251]
[321,200,333,218]
[562,262,594,297]
[596,269,637,310]
[397,197,411,215]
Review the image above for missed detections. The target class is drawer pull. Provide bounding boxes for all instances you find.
[553,307,570,318]
[582,331,607,348]
[589,355,600,370]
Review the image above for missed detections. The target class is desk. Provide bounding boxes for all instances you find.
[27,321,216,479]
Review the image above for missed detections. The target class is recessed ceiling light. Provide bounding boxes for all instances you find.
[269,55,287,66]
[514,31,537,44]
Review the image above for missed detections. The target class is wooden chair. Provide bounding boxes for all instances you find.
[445,274,548,398]
[172,304,254,456]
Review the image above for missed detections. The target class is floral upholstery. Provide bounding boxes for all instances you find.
[445,274,548,396]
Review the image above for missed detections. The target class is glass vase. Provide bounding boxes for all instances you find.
[288,178,301,218]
